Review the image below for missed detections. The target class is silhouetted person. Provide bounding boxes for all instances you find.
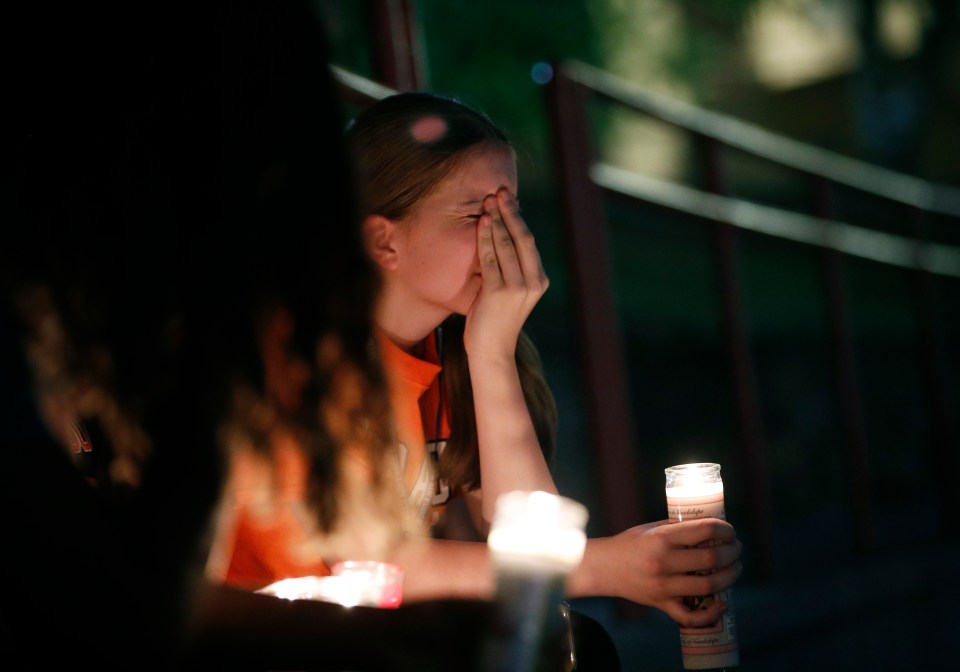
[0,2,491,670]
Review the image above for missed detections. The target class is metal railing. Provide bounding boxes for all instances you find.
[545,59,959,582]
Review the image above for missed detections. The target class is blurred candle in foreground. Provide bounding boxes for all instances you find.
[256,575,365,607]
[331,560,404,608]
[665,462,739,671]
[482,490,589,672]
[255,560,403,609]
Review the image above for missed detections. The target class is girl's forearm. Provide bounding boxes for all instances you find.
[389,537,494,602]
[467,352,558,522]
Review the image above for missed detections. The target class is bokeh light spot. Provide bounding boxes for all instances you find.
[410,115,448,143]
[530,61,553,85]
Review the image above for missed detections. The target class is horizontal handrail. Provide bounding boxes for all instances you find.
[562,59,960,218]
[593,163,960,277]
[330,64,396,105]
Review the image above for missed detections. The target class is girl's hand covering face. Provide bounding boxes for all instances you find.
[465,187,549,358]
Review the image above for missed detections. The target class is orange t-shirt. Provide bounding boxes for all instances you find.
[374,328,453,524]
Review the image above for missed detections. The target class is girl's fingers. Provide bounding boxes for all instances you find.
[664,597,729,629]
[666,518,737,549]
[475,189,550,312]
[484,194,523,286]
[496,189,547,288]
[476,214,503,287]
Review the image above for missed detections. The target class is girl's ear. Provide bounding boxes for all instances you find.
[361,214,400,271]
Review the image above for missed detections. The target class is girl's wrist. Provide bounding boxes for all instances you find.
[567,536,611,598]
[464,346,516,366]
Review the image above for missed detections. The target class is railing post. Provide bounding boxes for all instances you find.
[366,0,426,91]
[904,205,959,538]
[809,175,875,555]
[694,133,774,580]
[545,65,644,539]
